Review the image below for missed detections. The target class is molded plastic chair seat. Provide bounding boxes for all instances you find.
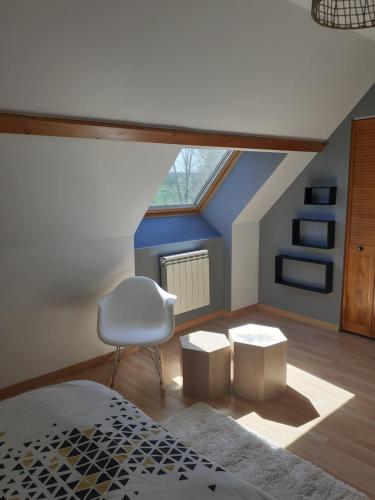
[97,276,176,388]
[99,322,173,347]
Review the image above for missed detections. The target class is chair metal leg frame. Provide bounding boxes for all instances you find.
[109,345,165,390]
[144,345,165,391]
[109,346,121,388]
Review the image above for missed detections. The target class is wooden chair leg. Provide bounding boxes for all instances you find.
[109,346,120,388]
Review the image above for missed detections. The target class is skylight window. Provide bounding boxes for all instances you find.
[150,148,231,208]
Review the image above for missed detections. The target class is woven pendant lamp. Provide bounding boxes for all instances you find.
[311,0,375,29]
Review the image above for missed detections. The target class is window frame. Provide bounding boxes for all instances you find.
[145,151,241,217]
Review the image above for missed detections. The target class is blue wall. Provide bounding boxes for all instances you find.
[203,151,286,242]
[203,151,286,307]
[134,214,220,248]
[134,150,286,315]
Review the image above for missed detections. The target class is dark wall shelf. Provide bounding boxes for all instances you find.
[304,186,337,205]
[292,218,335,249]
[275,255,333,294]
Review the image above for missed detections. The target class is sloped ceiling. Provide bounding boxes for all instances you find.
[0,134,179,387]
[0,135,179,249]
[0,0,374,140]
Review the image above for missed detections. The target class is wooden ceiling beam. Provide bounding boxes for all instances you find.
[0,112,326,152]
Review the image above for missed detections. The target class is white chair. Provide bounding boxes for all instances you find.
[97,276,177,389]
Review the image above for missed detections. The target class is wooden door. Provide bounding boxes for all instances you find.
[342,118,375,338]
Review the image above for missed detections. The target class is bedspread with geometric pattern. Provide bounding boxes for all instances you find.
[0,381,273,500]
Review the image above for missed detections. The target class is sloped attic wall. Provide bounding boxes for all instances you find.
[0,135,179,388]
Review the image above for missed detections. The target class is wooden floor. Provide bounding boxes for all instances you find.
[51,309,375,498]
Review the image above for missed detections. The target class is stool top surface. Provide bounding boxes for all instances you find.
[229,323,287,347]
[180,331,230,352]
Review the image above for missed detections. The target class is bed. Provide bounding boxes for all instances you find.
[0,381,274,499]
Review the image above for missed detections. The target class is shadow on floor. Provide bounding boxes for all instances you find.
[252,386,320,427]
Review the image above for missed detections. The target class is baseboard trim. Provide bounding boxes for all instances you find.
[226,304,259,317]
[174,304,259,332]
[175,310,228,333]
[0,346,138,401]
[256,303,339,332]
[2,309,236,399]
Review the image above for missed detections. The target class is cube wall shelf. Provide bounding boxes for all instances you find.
[292,218,335,249]
[275,255,333,294]
[304,186,337,205]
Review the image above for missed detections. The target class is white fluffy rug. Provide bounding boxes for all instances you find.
[163,403,367,500]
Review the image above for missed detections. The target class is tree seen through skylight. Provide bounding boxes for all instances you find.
[151,148,230,207]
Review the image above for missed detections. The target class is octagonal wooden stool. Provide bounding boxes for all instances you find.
[180,331,231,400]
[229,323,287,401]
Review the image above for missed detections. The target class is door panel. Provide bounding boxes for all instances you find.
[349,219,375,246]
[342,245,375,337]
[342,118,375,338]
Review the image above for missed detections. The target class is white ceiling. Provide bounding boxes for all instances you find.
[288,0,375,42]
[0,0,374,141]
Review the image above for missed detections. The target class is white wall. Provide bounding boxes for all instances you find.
[231,222,260,310]
[0,135,179,388]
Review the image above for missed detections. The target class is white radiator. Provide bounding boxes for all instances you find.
[160,250,210,315]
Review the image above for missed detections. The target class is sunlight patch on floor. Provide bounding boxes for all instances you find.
[236,364,354,448]
[172,375,183,387]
